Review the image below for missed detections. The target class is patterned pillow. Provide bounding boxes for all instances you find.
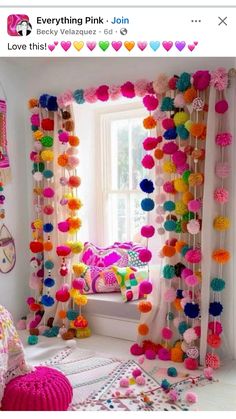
[112,266,149,302]
[127,250,147,268]
[83,266,120,294]
[81,242,129,268]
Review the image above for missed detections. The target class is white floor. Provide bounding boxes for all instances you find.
[20,331,236,411]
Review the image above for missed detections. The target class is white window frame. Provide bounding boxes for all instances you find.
[95,102,147,246]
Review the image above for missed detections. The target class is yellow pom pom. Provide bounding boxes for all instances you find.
[213,216,230,231]
[33,218,43,229]
[41,150,54,162]
[173,111,189,126]
[73,263,86,276]
[184,120,193,131]
[67,241,84,254]
[33,130,44,141]
[175,201,188,215]
[75,295,88,306]
[70,288,80,299]
[162,160,176,174]
[129,378,136,385]
[182,191,194,204]
[174,178,188,193]
[76,327,91,339]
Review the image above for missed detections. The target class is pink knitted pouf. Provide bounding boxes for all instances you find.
[2,366,73,411]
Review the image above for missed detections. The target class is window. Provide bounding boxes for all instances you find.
[97,105,148,244]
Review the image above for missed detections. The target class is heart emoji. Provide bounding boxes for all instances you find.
[188,44,195,52]
[54,41,58,46]
[149,41,160,51]
[61,41,71,52]
[99,41,110,51]
[48,44,55,52]
[162,41,173,52]
[175,41,186,52]
[73,41,84,52]
[194,41,198,46]
[137,41,147,51]
[111,41,122,51]
[86,41,96,51]
[124,41,135,51]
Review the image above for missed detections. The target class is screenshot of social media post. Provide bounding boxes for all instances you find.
[0,3,236,416]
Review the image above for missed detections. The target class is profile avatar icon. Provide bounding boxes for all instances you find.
[16,19,32,36]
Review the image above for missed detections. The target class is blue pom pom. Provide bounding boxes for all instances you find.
[73,89,85,104]
[44,277,55,288]
[67,309,78,321]
[184,302,200,319]
[209,301,223,316]
[181,245,191,257]
[47,96,58,111]
[28,335,38,345]
[163,264,175,279]
[41,295,55,307]
[176,124,189,140]
[178,321,189,335]
[167,367,177,377]
[39,94,49,108]
[163,128,177,140]
[163,200,176,212]
[176,289,183,299]
[43,170,54,179]
[161,97,174,111]
[43,326,59,337]
[210,277,225,292]
[141,198,155,212]
[45,260,54,270]
[31,125,38,132]
[164,220,176,231]
[161,379,170,390]
[167,312,174,321]
[140,179,155,194]
[43,223,54,233]
[176,72,191,92]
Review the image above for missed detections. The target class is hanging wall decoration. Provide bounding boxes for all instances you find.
[0,99,11,184]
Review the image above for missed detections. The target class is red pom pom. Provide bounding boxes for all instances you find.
[184,357,198,370]
[207,334,221,349]
[215,99,228,114]
[41,118,54,131]
[56,288,70,302]
[56,245,71,257]
[30,241,43,253]
[130,343,144,356]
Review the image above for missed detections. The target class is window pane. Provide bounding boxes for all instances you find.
[131,119,146,190]
[111,120,129,190]
[109,193,127,242]
[130,193,147,242]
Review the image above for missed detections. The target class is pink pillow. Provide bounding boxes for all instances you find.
[81,242,129,267]
[83,266,120,294]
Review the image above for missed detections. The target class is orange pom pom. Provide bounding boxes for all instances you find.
[138,301,153,313]
[173,298,182,311]
[58,310,67,319]
[143,116,157,130]
[68,217,82,230]
[181,220,188,233]
[44,241,53,251]
[58,154,68,167]
[189,122,205,138]
[138,323,149,336]
[154,149,164,160]
[171,347,184,362]
[183,87,197,104]
[188,173,204,187]
[175,241,187,253]
[68,176,81,188]
[68,198,82,211]
[28,98,38,109]
[68,136,80,146]
[162,245,176,257]
[63,120,74,132]
[182,191,194,204]
[212,249,230,264]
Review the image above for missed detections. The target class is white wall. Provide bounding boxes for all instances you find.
[0,60,30,320]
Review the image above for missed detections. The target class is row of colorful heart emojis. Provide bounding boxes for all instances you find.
[48,41,198,53]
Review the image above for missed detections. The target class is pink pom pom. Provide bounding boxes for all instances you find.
[34,142,42,152]
[132,368,142,378]
[121,81,135,98]
[155,193,166,204]
[119,378,129,388]
[31,114,40,126]
[96,85,109,102]
[134,79,149,96]
[84,87,97,103]
[43,187,55,198]
[164,287,176,302]
[194,325,201,338]
[17,319,26,330]
[143,95,159,111]
[187,220,200,235]
[174,93,186,108]
[58,221,69,233]
[172,150,187,167]
[139,249,152,263]
[168,76,178,90]
[215,161,231,178]
[155,215,164,224]
[214,187,229,204]
[210,67,228,91]
[38,325,49,335]
[184,274,199,287]
[180,297,190,309]
[162,327,173,340]
[158,348,171,361]
[155,165,162,175]
[168,389,178,402]
[176,163,189,175]
[143,137,159,150]
[145,349,156,360]
[29,315,41,329]
[215,132,232,147]
[72,278,85,290]
[185,391,198,404]
[141,225,155,238]
[188,199,202,212]
[138,355,145,364]
[58,131,69,143]
[204,367,213,380]
[185,248,202,264]
[183,328,198,344]
[163,181,175,194]
[162,118,175,130]
[130,343,144,356]
[215,99,228,114]
[208,321,222,335]
[27,297,35,305]
[136,375,146,386]
[57,90,73,107]
[205,352,220,369]
[109,85,121,100]
[156,205,165,215]
[139,280,153,295]
[184,357,198,370]
[181,268,193,280]
[68,156,79,169]
[60,176,68,186]
[162,141,179,155]
[153,109,166,121]
[142,154,155,169]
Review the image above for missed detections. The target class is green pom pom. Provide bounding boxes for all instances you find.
[167,312,174,321]
[182,170,191,184]
[163,264,175,279]
[167,367,178,377]
[211,277,225,292]
[181,245,190,257]
[182,211,194,221]
[161,97,174,112]
[43,170,54,179]
[67,310,78,320]
[175,220,182,233]
[163,201,176,212]
[41,136,53,147]
[176,72,191,92]
[177,124,189,140]
[28,335,38,345]
[164,220,176,232]
[33,162,45,173]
